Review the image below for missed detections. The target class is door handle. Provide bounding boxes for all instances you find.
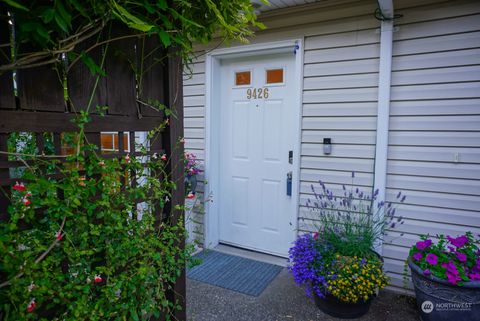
[286,171,292,196]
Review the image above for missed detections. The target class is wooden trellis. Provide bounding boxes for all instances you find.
[0,22,185,321]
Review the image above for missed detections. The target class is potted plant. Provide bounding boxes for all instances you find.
[183,151,202,244]
[407,233,480,321]
[184,151,201,199]
[289,173,405,318]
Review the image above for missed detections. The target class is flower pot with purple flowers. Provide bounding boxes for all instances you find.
[288,173,406,319]
[184,152,202,198]
[408,233,480,321]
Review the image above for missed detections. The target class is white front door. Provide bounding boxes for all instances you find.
[218,53,297,257]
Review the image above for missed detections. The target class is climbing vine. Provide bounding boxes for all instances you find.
[0,0,265,71]
[0,0,264,320]
[1,113,192,321]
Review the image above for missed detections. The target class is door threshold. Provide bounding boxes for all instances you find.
[214,243,288,267]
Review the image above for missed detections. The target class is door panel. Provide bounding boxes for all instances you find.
[219,53,296,257]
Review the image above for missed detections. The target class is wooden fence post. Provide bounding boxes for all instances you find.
[164,46,186,321]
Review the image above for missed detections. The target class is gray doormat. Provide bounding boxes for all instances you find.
[187,250,283,296]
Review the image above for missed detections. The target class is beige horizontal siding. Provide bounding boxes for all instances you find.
[384,0,480,292]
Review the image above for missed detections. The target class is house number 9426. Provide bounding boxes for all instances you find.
[246,88,269,99]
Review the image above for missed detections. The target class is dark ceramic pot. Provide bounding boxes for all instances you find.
[409,259,480,321]
[314,293,373,319]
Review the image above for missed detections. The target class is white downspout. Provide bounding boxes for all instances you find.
[373,0,394,255]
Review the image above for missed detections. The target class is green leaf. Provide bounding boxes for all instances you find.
[144,0,155,13]
[56,0,72,29]
[68,0,88,17]
[129,23,154,32]
[54,14,68,32]
[80,52,106,77]
[158,30,171,46]
[41,8,55,23]
[112,2,154,32]
[36,25,50,41]
[2,0,29,11]
[130,309,139,321]
[156,0,167,10]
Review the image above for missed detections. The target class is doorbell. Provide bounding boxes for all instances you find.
[323,138,332,155]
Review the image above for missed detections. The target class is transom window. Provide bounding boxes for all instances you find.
[235,71,251,86]
[266,68,284,84]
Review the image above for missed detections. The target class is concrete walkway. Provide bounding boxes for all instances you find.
[187,268,420,321]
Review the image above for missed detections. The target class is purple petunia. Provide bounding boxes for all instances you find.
[416,239,432,251]
[442,261,459,275]
[455,252,467,263]
[469,273,480,281]
[424,239,432,248]
[447,235,469,248]
[447,272,461,285]
[413,252,422,262]
[426,253,438,266]
[423,269,431,277]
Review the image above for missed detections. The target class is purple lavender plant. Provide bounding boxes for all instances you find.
[306,172,406,257]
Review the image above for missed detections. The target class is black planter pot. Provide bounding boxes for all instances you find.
[185,174,197,194]
[408,259,480,321]
[314,294,373,319]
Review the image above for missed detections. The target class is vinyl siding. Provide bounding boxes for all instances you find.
[182,0,480,291]
[298,13,380,238]
[384,0,480,291]
[183,53,207,243]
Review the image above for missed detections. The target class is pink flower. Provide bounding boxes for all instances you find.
[13,181,26,191]
[180,138,185,144]
[426,253,438,265]
[469,273,480,281]
[455,252,467,263]
[413,252,423,262]
[161,154,167,161]
[186,193,195,199]
[447,235,468,248]
[125,154,130,163]
[94,275,102,283]
[313,232,319,240]
[56,232,63,241]
[27,299,36,313]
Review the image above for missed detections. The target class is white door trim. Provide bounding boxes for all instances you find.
[204,39,304,250]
